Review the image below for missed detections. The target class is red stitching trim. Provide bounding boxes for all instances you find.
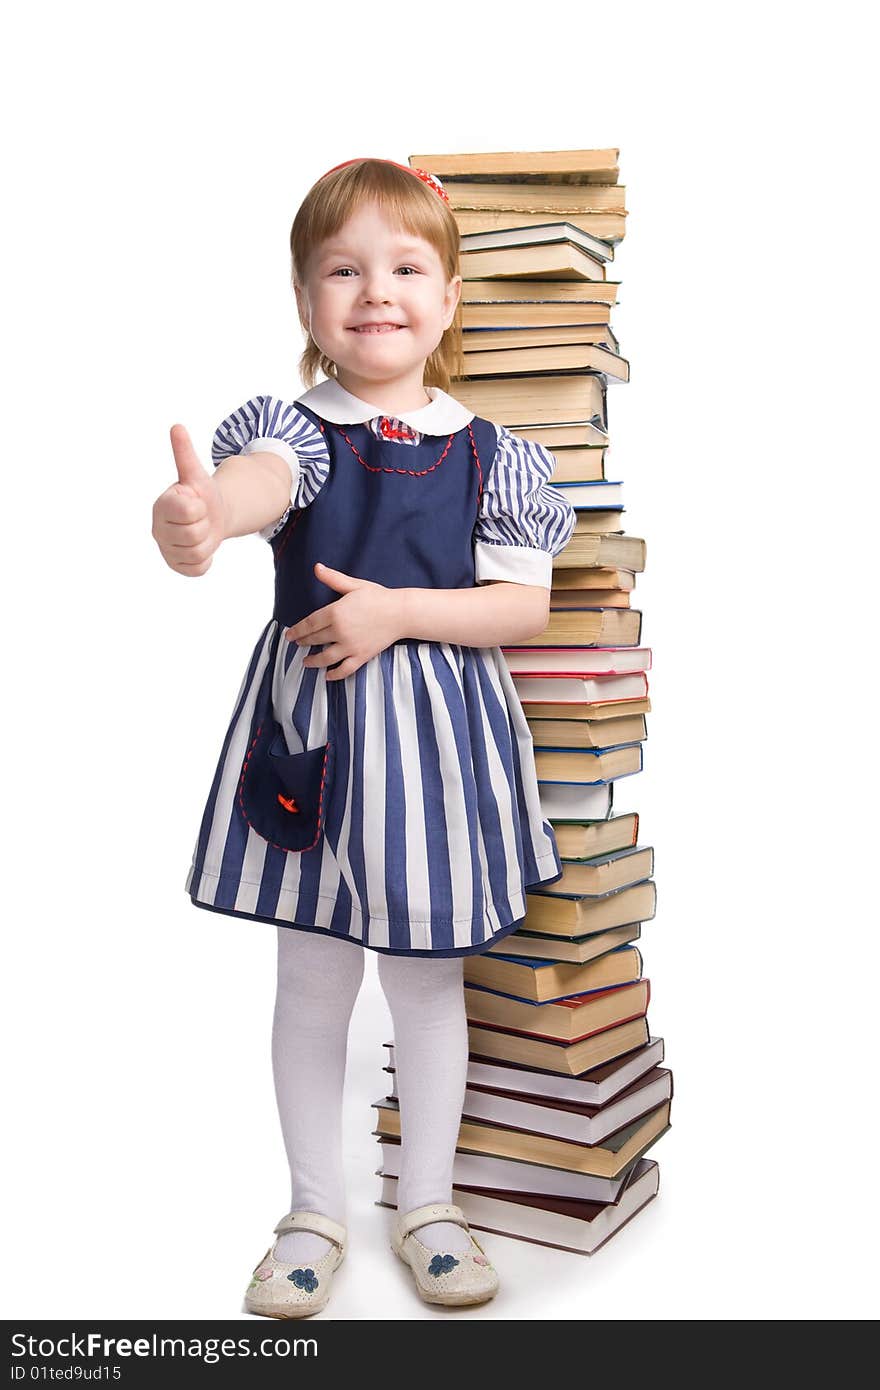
[237,722,331,854]
[336,424,455,476]
[467,421,484,515]
[272,417,483,566]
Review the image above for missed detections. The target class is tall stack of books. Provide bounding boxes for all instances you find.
[372,149,670,1257]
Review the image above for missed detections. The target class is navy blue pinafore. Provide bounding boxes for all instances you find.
[240,403,495,855]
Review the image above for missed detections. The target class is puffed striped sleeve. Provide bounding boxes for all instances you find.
[472,424,577,587]
[211,395,330,541]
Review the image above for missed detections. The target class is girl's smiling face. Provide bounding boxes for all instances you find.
[295,201,462,411]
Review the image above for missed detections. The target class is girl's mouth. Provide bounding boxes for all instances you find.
[350,325,405,334]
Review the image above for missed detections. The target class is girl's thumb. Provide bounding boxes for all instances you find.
[170,424,209,489]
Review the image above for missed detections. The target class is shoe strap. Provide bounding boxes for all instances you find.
[273,1210,347,1249]
[398,1203,470,1241]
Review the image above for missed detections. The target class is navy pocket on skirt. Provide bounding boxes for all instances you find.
[239,721,334,853]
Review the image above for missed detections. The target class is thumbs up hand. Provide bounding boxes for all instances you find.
[152,424,227,576]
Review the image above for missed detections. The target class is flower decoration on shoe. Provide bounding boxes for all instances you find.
[428,1253,460,1277]
[248,1266,275,1288]
[472,1254,491,1266]
[287,1268,319,1293]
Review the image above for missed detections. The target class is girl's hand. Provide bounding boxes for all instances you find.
[285,563,405,680]
[152,425,227,576]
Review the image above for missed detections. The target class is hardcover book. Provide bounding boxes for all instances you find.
[375,1159,660,1256]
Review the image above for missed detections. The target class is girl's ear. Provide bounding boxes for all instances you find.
[294,281,309,331]
[443,274,463,329]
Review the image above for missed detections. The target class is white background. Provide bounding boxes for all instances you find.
[3,0,877,1321]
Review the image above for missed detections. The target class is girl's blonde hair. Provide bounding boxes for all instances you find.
[290,159,465,391]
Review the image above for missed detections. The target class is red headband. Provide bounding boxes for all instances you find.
[318,157,450,205]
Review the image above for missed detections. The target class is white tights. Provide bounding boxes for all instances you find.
[270,925,473,1264]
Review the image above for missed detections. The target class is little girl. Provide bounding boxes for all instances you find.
[152,156,577,1318]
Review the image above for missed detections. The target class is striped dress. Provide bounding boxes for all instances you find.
[185,381,577,957]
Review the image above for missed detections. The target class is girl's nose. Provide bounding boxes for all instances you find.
[360,274,394,303]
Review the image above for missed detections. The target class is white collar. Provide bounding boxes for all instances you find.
[295,376,474,434]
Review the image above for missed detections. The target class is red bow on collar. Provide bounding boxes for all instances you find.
[378,416,418,441]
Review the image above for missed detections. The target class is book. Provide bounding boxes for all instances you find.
[461,279,621,309]
[455,210,625,239]
[464,978,650,1042]
[535,448,608,483]
[538,768,641,817]
[463,322,620,352]
[551,589,632,608]
[383,1036,665,1108]
[539,779,613,821]
[375,1133,643,1203]
[408,148,622,184]
[461,242,609,285]
[552,566,638,589]
[516,668,647,704]
[463,300,616,330]
[555,532,647,569]
[463,943,644,1004]
[527,846,654,898]
[375,1158,659,1256]
[504,646,651,675]
[564,511,627,534]
[552,480,624,509]
[541,812,639,858]
[384,1065,672,1147]
[451,371,607,427]
[521,694,651,721]
[518,608,643,647]
[488,922,641,965]
[465,1015,650,1075]
[522,879,657,938]
[535,744,644,785]
[445,179,626,216]
[528,713,648,748]
[509,419,609,449]
[512,481,622,513]
[461,340,630,384]
[460,220,615,264]
[372,1097,670,1178]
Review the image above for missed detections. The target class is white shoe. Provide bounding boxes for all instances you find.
[391,1202,499,1307]
[243,1210,346,1319]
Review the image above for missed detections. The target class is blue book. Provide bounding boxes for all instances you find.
[553,479,623,512]
[464,943,644,1005]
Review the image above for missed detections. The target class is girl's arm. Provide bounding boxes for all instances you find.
[214,450,293,539]
[396,581,549,647]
